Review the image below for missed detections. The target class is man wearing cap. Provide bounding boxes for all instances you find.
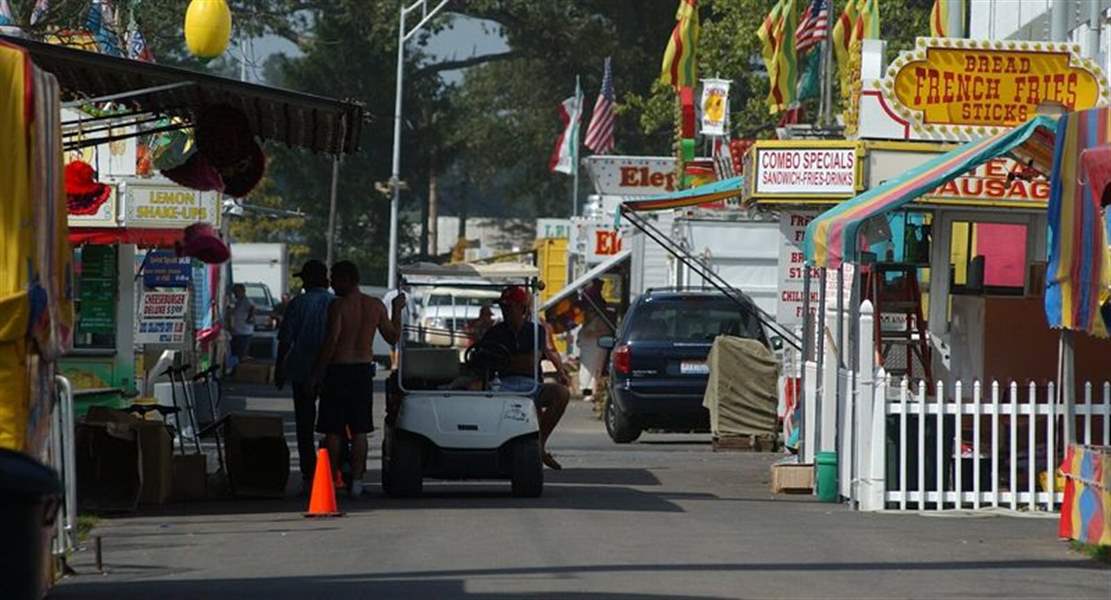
[311,261,406,497]
[479,285,571,470]
[275,260,334,493]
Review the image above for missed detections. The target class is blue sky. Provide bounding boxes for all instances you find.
[248,14,508,85]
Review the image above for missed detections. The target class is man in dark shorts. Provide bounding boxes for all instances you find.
[479,285,570,470]
[311,261,405,496]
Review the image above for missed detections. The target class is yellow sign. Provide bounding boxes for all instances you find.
[122,181,221,228]
[884,38,1109,133]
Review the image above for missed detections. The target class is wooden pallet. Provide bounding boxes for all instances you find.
[711,434,778,452]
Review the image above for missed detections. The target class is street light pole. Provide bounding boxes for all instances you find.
[387,0,450,289]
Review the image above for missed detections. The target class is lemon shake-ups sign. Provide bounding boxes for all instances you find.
[882,38,1109,134]
[122,180,221,228]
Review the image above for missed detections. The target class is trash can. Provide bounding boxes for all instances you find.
[0,448,63,600]
[815,451,838,502]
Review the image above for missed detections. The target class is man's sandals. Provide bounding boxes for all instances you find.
[542,452,562,470]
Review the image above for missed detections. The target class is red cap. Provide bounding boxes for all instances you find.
[499,285,529,306]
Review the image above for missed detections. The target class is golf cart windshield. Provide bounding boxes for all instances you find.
[397,264,541,396]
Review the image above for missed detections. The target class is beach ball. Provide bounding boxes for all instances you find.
[184,0,232,59]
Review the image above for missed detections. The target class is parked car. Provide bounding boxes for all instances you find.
[242,282,277,331]
[599,289,770,443]
[416,286,501,348]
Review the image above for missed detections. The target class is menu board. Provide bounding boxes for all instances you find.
[78,246,117,335]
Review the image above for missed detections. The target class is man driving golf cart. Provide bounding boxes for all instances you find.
[382,267,562,497]
[478,285,570,470]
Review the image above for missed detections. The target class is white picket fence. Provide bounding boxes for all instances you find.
[877,377,1111,512]
[799,300,1111,513]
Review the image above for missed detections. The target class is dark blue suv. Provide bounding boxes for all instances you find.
[599,290,769,443]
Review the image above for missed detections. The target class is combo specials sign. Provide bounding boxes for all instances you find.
[886,38,1107,132]
[750,142,861,198]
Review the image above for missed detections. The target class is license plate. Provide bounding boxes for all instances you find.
[680,361,709,375]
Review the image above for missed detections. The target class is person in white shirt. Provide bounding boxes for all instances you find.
[227,283,255,374]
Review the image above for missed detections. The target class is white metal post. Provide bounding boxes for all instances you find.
[388,0,450,289]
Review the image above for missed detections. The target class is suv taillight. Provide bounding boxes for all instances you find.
[612,344,631,375]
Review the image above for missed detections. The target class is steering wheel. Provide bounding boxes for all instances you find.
[464,340,512,375]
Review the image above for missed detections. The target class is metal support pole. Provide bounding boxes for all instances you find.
[946,0,965,39]
[815,268,827,451]
[326,156,341,266]
[387,9,406,289]
[1087,0,1102,59]
[1050,0,1070,42]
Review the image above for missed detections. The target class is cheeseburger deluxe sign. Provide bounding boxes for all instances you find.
[885,38,1108,132]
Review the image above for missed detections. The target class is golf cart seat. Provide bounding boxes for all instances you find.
[401,347,461,388]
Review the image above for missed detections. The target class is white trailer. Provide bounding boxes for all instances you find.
[667,214,781,318]
[231,243,288,297]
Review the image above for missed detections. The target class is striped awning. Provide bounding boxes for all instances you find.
[803,116,1058,269]
[622,176,744,212]
[1045,107,1111,337]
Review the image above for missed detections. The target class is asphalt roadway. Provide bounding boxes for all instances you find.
[54,381,1109,599]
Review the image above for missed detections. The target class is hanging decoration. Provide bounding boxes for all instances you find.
[184,0,232,59]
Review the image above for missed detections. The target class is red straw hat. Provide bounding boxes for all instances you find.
[175,222,230,265]
[65,160,111,215]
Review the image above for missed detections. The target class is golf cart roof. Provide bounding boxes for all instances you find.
[399,262,539,283]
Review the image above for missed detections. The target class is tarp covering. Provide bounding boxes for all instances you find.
[701,336,779,438]
[1,40,72,452]
[1045,107,1111,337]
[804,116,1057,269]
[622,176,744,212]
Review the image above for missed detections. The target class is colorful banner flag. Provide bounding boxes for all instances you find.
[549,82,583,175]
[660,0,700,90]
[832,0,880,98]
[0,0,13,26]
[584,57,616,155]
[930,0,948,37]
[1045,107,1111,337]
[86,1,123,56]
[757,0,800,114]
[699,79,730,136]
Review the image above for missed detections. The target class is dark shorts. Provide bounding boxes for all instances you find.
[317,363,375,434]
[230,335,251,358]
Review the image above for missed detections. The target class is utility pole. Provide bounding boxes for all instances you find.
[326,156,340,266]
[387,0,450,289]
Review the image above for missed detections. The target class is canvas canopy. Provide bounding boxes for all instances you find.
[803,116,1057,270]
[622,176,744,212]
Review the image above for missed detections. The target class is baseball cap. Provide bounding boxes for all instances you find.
[499,285,529,306]
[294,259,327,280]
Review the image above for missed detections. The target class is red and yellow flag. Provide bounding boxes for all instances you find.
[832,0,880,98]
[930,0,949,37]
[660,0,700,89]
[758,0,801,114]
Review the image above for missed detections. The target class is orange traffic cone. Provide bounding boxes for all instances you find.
[304,448,343,518]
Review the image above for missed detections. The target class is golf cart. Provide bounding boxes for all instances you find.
[382,263,544,498]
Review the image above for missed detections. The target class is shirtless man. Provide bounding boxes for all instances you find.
[311,260,405,496]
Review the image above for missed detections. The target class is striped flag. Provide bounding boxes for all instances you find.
[795,0,830,55]
[929,0,960,37]
[549,83,584,175]
[584,57,616,155]
[757,0,800,114]
[660,0,700,89]
[832,0,879,98]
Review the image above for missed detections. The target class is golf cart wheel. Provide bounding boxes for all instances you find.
[604,394,641,444]
[386,431,424,498]
[510,435,543,498]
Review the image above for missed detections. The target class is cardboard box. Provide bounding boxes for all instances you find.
[172,454,208,501]
[771,462,814,494]
[224,413,289,497]
[137,422,173,505]
[230,362,273,385]
[76,423,141,512]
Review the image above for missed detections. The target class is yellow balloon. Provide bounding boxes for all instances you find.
[184,0,232,59]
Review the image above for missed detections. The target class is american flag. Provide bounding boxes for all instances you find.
[795,0,830,55]
[584,57,616,155]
